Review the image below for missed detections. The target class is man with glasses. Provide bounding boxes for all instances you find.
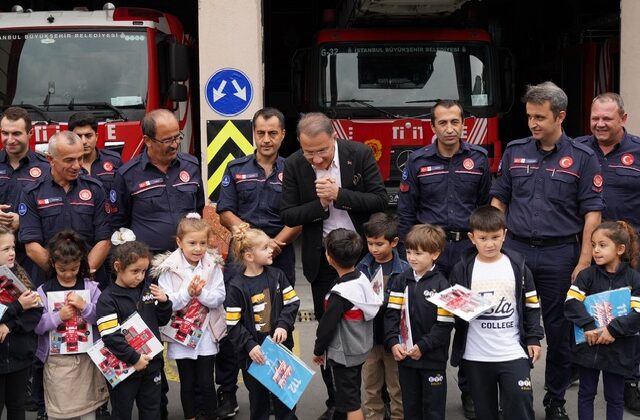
[109,109,203,420]
[281,112,387,420]
[110,109,204,255]
[68,112,122,195]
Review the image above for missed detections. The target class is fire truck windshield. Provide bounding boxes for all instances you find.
[0,30,148,109]
[319,42,493,112]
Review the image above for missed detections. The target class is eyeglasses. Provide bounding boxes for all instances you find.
[302,147,332,159]
[148,131,184,145]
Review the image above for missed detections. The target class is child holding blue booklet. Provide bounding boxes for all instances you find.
[565,221,640,420]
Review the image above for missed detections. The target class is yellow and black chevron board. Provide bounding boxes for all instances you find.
[206,120,254,201]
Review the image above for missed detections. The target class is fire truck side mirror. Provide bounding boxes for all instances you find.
[498,47,515,115]
[169,43,189,83]
[168,82,188,103]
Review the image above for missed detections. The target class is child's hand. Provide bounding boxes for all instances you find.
[58,304,76,321]
[18,290,40,310]
[528,345,541,363]
[585,328,601,346]
[133,354,152,371]
[596,327,616,345]
[313,354,325,366]
[66,292,86,311]
[406,344,422,360]
[188,275,205,297]
[249,345,266,365]
[272,327,287,344]
[391,344,407,361]
[150,284,168,303]
[0,324,10,343]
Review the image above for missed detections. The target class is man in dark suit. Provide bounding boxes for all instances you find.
[281,112,387,420]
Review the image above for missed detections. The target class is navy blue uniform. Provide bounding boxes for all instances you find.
[17,174,111,286]
[0,150,49,211]
[397,141,491,275]
[490,134,604,407]
[216,154,295,285]
[110,152,204,254]
[82,148,122,195]
[576,131,640,230]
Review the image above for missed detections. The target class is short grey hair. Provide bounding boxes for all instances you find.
[296,112,335,139]
[522,81,568,118]
[48,131,81,158]
[593,92,625,116]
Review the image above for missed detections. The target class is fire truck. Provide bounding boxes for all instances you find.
[0,4,192,161]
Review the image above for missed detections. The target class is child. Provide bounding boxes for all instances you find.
[34,230,108,420]
[314,228,382,420]
[225,223,300,420]
[152,213,226,420]
[356,213,408,420]
[565,220,640,420]
[384,224,454,420]
[449,205,543,420]
[96,234,172,420]
[0,225,42,420]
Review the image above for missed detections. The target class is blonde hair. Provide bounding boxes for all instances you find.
[0,226,33,289]
[231,223,269,263]
[176,213,212,240]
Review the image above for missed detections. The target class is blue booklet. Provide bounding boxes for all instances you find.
[574,287,631,344]
[247,336,315,410]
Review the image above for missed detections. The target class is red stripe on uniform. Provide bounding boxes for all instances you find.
[342,309,364,321]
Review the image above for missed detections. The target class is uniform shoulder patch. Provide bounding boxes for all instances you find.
[572,135,591,145]
[221,175,231,187]
[17,203,27,216]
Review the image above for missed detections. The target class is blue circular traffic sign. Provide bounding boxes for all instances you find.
[205,68,253,117]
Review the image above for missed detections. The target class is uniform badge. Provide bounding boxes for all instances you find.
[179,170,190,183]
[18,203,27,216]
[559,156,573,168]
[463,158,475,170]
[622,153,635,166]
[593,174,604,188]
[29,167,42,178]
[399,183,410,192]
[278,172,283,182]
[79,189,92,201]
[103,161,114,172]
[221,175,230,187]
[109,190,117,203]
[401,168,408,181]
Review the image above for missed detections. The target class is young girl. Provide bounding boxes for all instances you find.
[0,225,42,420]
[34,230,108,420]
[152,213,226,420]
[225,223,300,420]
[565,221,640,420]
[96,233,172,420]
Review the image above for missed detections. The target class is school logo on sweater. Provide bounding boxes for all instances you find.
[428,374,444,386]
[518,377,532,391]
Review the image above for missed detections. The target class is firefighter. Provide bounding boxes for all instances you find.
[491,81,604,420]
[396,99,491,419]
[575,92,640,415]
[68,112,122,195]
[109,109,204,420]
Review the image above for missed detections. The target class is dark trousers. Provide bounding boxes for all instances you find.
[109,359,162,420]
[272,243,296,287]
[397,365,446,420]
[463,358,534,420]
[507,238,577,406]
[241,367,297,420]
[215,336,239,394]
[311,253,339,409]
[0,366,30,420]
[31,357,45,415]
[578,366,624,420]
[176,355,217,418]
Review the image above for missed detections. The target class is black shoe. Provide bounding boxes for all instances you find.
[545,404,570,420]
[317,407,335,420]
[625,381,640,416]
[96,402,110,420]
[24,398,39,412]
[461,392,476,419]
[213,392,239,419]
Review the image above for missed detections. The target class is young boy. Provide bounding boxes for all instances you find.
[356,213,408,420]
[449,205,544,420]
[313,228,383,420]
[384,224,454,420]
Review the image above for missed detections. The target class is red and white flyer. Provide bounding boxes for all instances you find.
[160,298,209,348]
[426,284,497,322]
[398,286,413,351]
[48,290,93,354]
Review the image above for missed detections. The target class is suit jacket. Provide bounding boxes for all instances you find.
[281,139,388,282]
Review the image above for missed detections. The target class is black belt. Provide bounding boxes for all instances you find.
[446,230,470,242]
[510,233,579,247]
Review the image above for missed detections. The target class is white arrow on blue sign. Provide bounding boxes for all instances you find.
[205,68,253,117]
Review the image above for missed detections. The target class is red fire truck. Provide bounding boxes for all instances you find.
[293,27,504,204]
[0,4,192,161]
